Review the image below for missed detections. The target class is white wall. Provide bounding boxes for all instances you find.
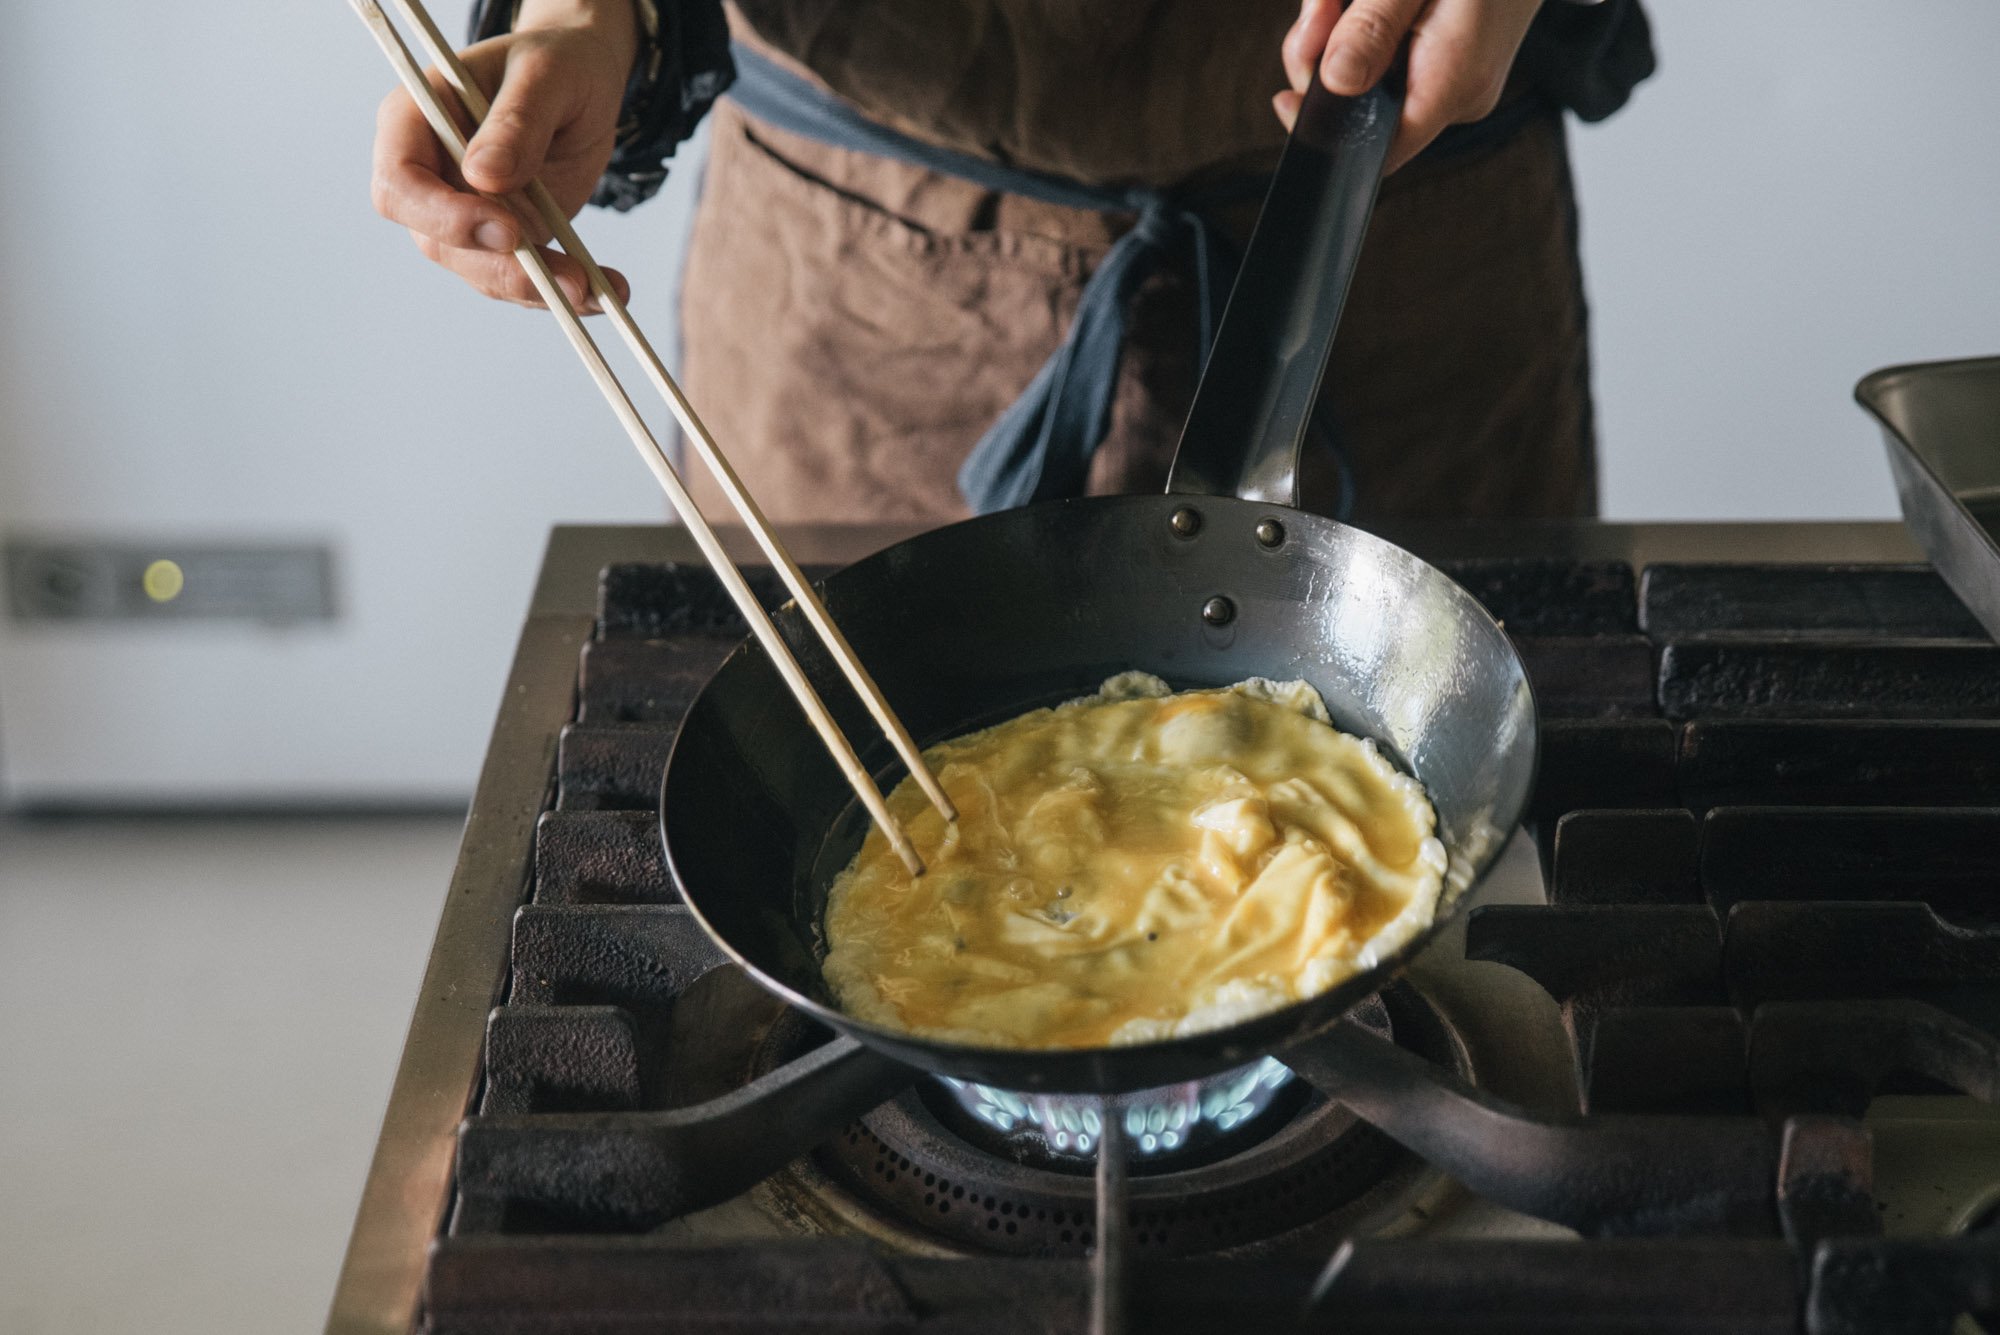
[0,0,706,804]
[1569,0,2000,519]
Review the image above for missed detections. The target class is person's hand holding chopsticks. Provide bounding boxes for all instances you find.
[351,0,956,871]
[371,0,636,312]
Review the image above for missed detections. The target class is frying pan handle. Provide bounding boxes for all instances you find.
[1163,72,1401,507]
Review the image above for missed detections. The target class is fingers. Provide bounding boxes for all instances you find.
[373,84,522,255]
[1320,0,1426,95]
[1272,88,1303,133]
[371,35,628,310]
[413,231,629,313]
[461,41,578,195]
[1385,0,1537,171]
[1283,0,1341,94]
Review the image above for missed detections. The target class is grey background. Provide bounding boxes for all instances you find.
[1569,0,2000,518]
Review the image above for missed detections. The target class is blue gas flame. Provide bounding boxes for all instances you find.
[940,1057,1293,1159]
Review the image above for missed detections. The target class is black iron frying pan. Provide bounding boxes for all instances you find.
[660,75,1537,1095]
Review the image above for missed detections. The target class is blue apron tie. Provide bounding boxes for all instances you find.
[959,198,1239,510]
[727,43,1266,514]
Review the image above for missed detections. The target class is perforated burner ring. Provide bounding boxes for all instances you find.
[809,985,1456,1257]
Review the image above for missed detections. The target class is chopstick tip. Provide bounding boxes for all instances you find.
[915,771,958,824]
[892,832,926,878]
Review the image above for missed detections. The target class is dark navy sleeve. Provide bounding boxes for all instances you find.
[1516,0,1656,124]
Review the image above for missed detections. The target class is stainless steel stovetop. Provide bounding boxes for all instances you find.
[326,520,2000,1335]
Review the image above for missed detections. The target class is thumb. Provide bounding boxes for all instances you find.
[1320,0,1424,95]
[461,46,567,193]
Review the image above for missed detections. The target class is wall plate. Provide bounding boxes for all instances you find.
[4,539,337,624]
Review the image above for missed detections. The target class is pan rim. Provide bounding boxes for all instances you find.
[657,497,1540,1091]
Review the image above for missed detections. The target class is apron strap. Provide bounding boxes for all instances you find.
[727,42,1265,514]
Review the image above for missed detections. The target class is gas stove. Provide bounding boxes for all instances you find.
[327,521,2000,1334]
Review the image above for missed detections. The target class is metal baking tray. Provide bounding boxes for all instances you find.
[1856,355,2000,644]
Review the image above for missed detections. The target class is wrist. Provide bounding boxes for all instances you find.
[513,0,642,74]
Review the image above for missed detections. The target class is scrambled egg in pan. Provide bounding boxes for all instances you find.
[821,673,1447,1049]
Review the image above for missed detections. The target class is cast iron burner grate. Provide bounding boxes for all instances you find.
[409,547,2000,1335]
[812,988,1451,1257]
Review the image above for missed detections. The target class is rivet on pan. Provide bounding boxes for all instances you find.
[1202,596,1236,627]
[1254,518,1286,548]
[1169,507,1203,538]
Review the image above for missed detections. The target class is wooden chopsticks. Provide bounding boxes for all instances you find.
[348,0,954,875]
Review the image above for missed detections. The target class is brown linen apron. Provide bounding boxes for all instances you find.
[679,12,1597,525]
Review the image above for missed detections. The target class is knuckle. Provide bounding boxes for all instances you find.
[1340,6,1400,56]
[485,104,538,139]
[498,40,558,96]
[508,35,555,69]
